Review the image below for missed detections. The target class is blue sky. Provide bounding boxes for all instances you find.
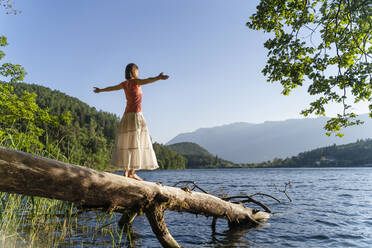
[1,0,369,143]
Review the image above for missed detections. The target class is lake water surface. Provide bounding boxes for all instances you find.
[67,168,372,247]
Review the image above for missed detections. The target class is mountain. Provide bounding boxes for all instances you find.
[166,116,372,163]
[168,142,212,157]
[249,138,372,168]
[167,142,235,168]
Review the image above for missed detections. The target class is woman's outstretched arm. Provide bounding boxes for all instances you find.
[93,83,123,93]
[136,72,169,85]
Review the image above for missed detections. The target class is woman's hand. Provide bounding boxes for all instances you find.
[93,87,101,93]
[157,72,169,80]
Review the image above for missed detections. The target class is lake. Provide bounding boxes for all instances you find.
[52,168,372,247]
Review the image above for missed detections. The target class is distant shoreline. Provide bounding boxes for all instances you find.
[107,164,372,173]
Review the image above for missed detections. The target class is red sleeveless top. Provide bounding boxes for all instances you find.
[121,79,142,113]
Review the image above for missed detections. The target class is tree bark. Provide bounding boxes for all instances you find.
[0,146,270,247]
[145,203,180,248]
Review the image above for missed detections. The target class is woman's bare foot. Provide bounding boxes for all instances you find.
[128,174,142,181]
[124,170,129,177]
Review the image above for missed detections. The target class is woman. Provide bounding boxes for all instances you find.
[93,63,169,180]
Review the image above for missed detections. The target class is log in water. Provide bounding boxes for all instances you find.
[0,146,270,247]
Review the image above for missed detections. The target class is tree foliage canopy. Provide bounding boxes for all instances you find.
[0,84,61,152]
[247,0,371,136]
[0,36,25,83]
[0,37,61,153]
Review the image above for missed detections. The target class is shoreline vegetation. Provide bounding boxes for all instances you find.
[166,140,372,169]
[231,138,372,169]
[0,192,129,247]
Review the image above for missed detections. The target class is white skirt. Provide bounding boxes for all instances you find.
[110,112,159,170]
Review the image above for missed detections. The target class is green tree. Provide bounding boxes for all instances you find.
[0,36,64,153]
[153,143,186,169]
[247,0,371,137]
[0,36,25,82]
[0,84,62,153]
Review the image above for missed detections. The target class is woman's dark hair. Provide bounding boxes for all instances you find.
[125,63,138,80]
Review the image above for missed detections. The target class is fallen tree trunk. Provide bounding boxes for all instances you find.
[0,146,270,247]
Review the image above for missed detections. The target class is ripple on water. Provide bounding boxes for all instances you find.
[314,219,340,227]
[336,233,365,240]
[319,178,338,182]
[363,221,372,226]
[277,234,307,242]
[307,234,330,240]
[337,241,360,247]
[337,193,353,198]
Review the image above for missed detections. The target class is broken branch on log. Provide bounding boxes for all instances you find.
[249,193,282,203]
[173,180,210,194]
[273,181,292,202]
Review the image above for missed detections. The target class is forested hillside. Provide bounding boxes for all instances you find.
[7,82,120,170]
[11,82,119,139]
[168,142,235,168]
[168,142,212,157]
[153,143,186,169]
[2,82,185,170]
[246,139,372,168]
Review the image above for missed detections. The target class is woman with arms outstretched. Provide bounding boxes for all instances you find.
[93,63,169,181]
